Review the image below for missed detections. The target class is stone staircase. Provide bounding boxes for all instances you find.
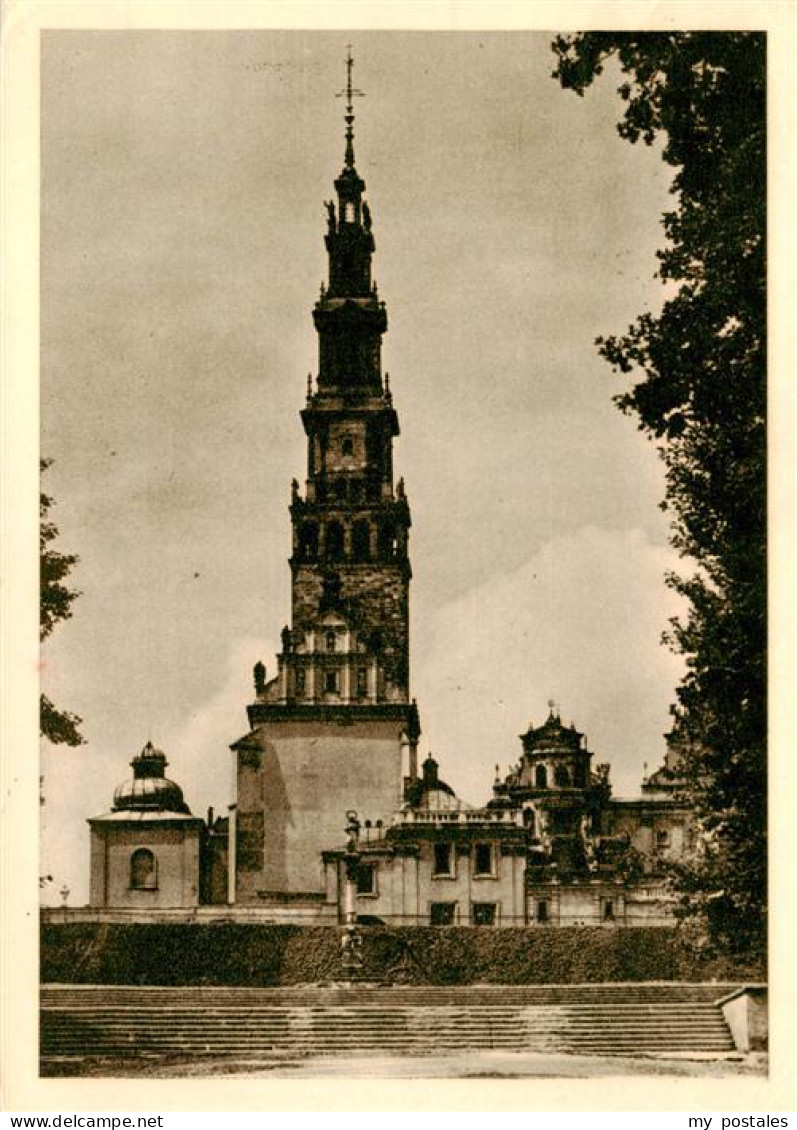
[41,984,739,1064]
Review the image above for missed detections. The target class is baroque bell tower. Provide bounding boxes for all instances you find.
[231,54,421,902]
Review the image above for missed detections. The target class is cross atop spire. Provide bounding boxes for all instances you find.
[336,46,365,169]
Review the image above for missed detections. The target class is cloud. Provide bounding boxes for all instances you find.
[41,530,686,906]
[164,634,276,816]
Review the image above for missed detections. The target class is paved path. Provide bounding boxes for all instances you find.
[43,1051,766,1079]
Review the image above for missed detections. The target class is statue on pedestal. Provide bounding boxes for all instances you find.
[341,810,364,980]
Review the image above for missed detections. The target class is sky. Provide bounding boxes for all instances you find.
[40,30,686,904]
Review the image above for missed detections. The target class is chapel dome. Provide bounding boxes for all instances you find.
[406,754,469,812]
[112,741,191,814]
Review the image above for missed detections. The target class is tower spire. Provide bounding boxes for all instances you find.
[336,45,364,169]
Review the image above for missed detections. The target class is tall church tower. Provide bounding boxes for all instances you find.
[231,55,421,901]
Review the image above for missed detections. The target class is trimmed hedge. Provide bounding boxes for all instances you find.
[41,923,764,986]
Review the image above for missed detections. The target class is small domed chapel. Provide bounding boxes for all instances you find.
[89,742,205,909]
[87,57,693,929]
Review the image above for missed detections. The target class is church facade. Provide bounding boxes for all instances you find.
[321,713,692,929]
[86,58,693,928]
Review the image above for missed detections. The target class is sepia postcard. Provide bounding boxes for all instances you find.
[2,0,796,1115]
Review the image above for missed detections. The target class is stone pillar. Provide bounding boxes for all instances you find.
[408,735,418,781]
[399,731,411,802]
[306,661,316,703]
[342,861,357,927]
[341,811,363,979]
[342,811,361,926]
[228,806,237,905]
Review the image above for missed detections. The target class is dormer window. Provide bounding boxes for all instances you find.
[342,437,354,457]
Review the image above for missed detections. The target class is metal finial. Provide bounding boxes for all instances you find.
[336,46,364,168]
[345,45,354,102]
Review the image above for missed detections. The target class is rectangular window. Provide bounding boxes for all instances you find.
[433,842,454,877]
[473,842,494,877]
[472,902,497,927]
[537,899,549,923]
[356,863,376,896]
[430,902,456,926]
[603,899,614,920]
[325,670,338,694]
[356,667,368,697]
[295,669,306,695]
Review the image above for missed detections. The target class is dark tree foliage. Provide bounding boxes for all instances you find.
[552,33,766,958]
[41,459,84,746]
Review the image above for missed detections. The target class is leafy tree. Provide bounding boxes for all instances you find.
[551,33,766,958]
[41,459,84,746]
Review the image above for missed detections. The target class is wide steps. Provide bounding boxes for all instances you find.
[41,984,738,1061]
[41,983,735,1007]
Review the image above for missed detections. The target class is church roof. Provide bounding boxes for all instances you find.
[405,754,469,811]
[521,708,584,754]
[415,786,470,814]
[88,809,202,825]
[110,741,192,815]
